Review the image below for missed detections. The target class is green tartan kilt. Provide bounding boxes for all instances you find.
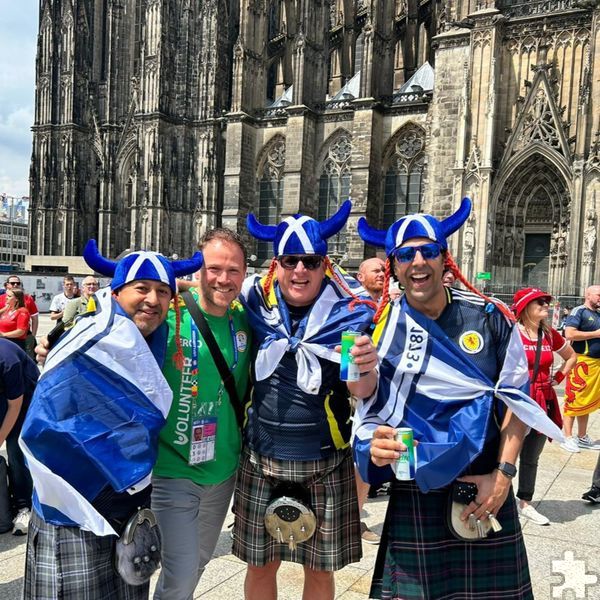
[371,480,533,600]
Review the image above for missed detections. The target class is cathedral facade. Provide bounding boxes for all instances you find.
[30,0,600,296]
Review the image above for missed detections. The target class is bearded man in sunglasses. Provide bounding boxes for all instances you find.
[352,199,564,600]
[233,201,378,600]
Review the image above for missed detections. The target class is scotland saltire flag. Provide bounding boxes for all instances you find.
[241,264,373,395]
[353,293,565,493]
[20,287,172,536]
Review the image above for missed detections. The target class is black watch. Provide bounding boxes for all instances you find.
[496,462,517,479]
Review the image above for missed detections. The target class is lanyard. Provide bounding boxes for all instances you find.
[190,309,238,376]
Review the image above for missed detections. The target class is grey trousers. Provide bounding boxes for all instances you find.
[151,474,236,600]
[516,431,547,502]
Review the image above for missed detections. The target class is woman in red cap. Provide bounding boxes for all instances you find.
[512,287,576,524]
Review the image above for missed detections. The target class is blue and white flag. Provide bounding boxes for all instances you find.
[241,265,373,395]
[354,293,565,493]
[20,287,172,536]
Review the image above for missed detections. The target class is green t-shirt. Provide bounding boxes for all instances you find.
[153,290,251,485]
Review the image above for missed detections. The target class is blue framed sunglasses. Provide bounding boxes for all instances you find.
[393,242,443,263]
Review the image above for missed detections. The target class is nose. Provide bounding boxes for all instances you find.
[216,270,229,283]
[294,260,308,273]
[411,249,428,267]
[144,289,160,305]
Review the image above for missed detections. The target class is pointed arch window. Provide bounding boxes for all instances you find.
[383,126,425,227]
[318,134,352,257]
[257,138,286,260]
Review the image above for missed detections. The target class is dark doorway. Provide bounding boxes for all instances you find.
[522,233,550,288]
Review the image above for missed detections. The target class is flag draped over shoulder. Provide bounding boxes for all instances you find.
[354,294,565,493]
[241,265,373,395]
[20,288,172,536]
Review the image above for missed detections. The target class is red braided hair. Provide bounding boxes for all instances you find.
[171,293,185,370]
[444,252,515,322]
[373,259,393,324]
[261,258,278,298]
[323,257,377,311]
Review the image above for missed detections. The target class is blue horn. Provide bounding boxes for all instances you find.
[171,252,204,277]
[319,199,352,239]
[83,239,118,276]
[440,197,472,238]
[357,218,386,249]
[247,213,278,241]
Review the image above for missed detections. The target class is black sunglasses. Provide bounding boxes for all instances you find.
[535,298,550,306]
[278,255,324,271]
[7,281,21,286]
[393,242,443,264]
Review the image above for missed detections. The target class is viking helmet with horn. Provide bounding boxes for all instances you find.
[83,240,204,296]
[358,198,472,256]
[247,200,352,256]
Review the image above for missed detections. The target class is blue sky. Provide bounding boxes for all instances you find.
[0,2,37,197]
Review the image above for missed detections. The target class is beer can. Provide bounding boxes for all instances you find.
[395,428,417,480]
[340,331,360,382]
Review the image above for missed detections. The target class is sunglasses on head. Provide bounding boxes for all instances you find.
[393,242,443,264]
[278,255,324,270]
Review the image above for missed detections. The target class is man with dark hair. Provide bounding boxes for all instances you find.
[21,242,202,600]
[49,275,77,321]
[152,227,252,600]
[0,339,38,535]
[354,199,564,599]
[234,202,378,600]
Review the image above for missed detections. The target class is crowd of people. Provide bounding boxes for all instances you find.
[0,199,598,600]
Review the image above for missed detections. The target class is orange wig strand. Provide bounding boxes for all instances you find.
[324,257,377,312]
[262,258,278,298]
[373,259,393,324]
[444,252,515,322]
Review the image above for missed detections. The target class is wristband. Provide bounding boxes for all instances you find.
[553,371,565,384]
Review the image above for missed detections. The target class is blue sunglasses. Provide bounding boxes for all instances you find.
[393,242,443,263]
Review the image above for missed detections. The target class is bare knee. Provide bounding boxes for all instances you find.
[247,560,281,579]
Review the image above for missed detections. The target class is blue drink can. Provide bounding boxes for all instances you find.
[395,428,417,480]
[340,331,360,382]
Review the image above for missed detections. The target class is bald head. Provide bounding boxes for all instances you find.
[585,285,600,311]
[358,257,386,300]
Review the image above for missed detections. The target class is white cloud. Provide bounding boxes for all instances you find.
[0,3,37,197]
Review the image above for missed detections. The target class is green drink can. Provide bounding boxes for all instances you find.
[340,331,360,382]
[395,428,417,480]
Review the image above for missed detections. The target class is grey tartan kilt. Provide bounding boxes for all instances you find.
[23,509,149,600]
[232,447,362,571]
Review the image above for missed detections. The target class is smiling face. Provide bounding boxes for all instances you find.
[276,256,326,307]
[197,238,246,316]
[114,280,171,337]
[392,237,447,318]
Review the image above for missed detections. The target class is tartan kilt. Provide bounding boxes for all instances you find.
[370,480,533,600]
[23,509,149,600]
[232,448,362,571]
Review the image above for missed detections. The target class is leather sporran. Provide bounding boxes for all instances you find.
[264,482,316,551]
[447,481,502,541]
[114,508,162,586]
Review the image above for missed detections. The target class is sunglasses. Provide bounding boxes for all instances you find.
[393,242,443,264]
[278,255,324,271]
[7,281,21,286]
[535,298,550,306]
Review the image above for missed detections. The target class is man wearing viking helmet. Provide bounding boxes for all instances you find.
[353,199,565,599]
[20,241,203,599]
[232,201,379,600]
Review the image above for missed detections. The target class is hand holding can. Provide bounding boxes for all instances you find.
[395,428,417,480]
[340,331,360,381]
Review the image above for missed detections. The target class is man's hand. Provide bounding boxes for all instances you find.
[350,334,378,374]
[370,425,403,466]
[457,470,512,521]
[35,336,50,366]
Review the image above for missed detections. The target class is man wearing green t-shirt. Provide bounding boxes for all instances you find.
[152,229,251,600]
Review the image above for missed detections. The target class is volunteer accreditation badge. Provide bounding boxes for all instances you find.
[189,417,217,464]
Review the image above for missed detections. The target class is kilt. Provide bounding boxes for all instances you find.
[371,480,533,600]
[23,509,149,600]
[232,447,362,571]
